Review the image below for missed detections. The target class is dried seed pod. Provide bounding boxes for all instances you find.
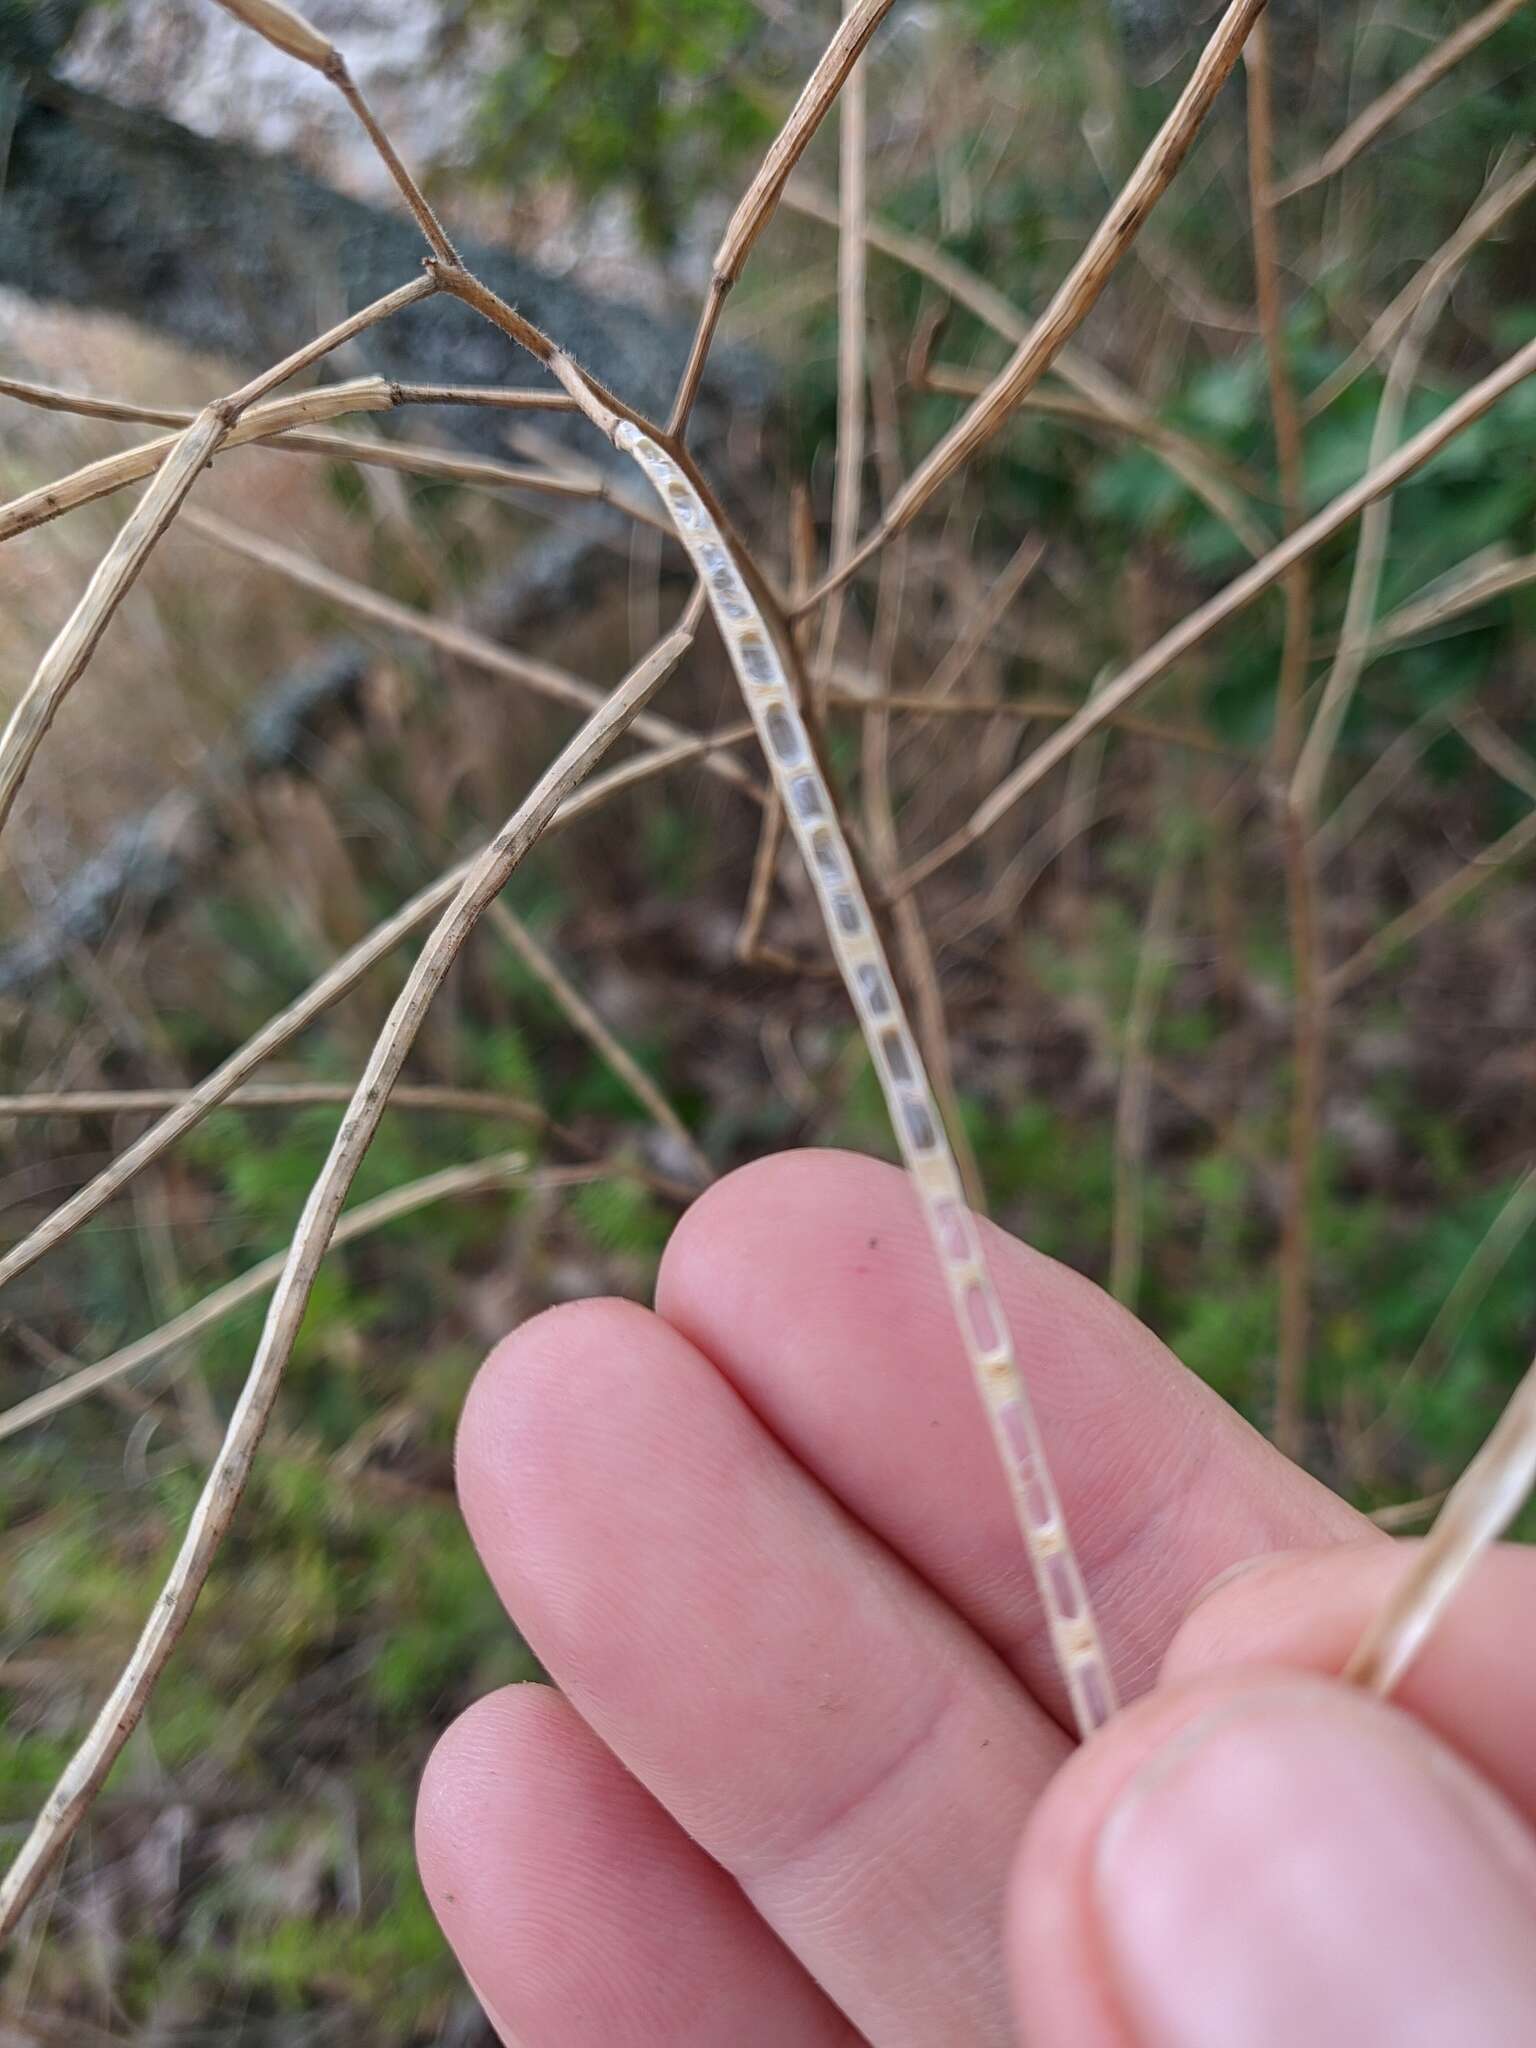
[211,0,336,70]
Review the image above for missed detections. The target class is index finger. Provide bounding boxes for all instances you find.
[657,1148,1370,1724]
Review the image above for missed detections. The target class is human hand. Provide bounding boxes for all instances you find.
[416,1149,1536,2045]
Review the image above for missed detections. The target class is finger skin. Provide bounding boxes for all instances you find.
[1006,1669,1536,2048]
[1165,1539,1536,1822]
[658,1149,1368,1715]
[455,1296,1067,2048]
[417,1685,858,2048]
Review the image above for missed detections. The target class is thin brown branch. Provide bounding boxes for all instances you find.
[1276,0,1529,203]
[1110,850,1183,1309]
[896,330,1536,893]
[1373,547,1536,652]
[795,0,1271,611]
[666,0,894,437]
[821,679,1238,754]
[0,602,700,1936]
[814,0,869,674]
[788,182,1273,557]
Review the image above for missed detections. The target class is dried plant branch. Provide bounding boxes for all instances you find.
[210,0,459,264]
[484,902,713,1185]
[0,380,630,543]
[0,1150,542,1445]
[0,1083,542,1121]
[1110,850,1183,1309]
[0,603,700,1935]
[666,0,894,437]
[1346,1348,1536,1695]
[0,715,754,1300]
[0,277,438,837]
[1373,547,1536,651]
[1276,0,1529,204]
[796,0,1271,612]
[1306,146,1536,419]
[617,427,1118,1738]
[917,536,1045,703]
[898,330,1536,892]
[814,0,869,675]
[1326,806,1536,996]
[788,183,1273,558]
[1248,13,1319,1460]
[822,680,1235,754]
[179,508,754,793]
[0,373,575,426]
[1454,706,1536,805]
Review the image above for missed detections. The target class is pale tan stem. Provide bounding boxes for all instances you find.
[484,902,713,1185]
[0,606,699,1935]
[667,0,894,436]
[815,0,869,673]
[1326,808,1536,996]
[1276,0,1530,203]
[178,507,755,796]
[0,1151,540,1444]
[796,0,1271,611]
[897,331,1536,893]
[1347,1347,1536,1696]
[0,1083,541,1121]
[0,719,754,1300]
[1110,851,1183,1310]
[787,183,1272,557]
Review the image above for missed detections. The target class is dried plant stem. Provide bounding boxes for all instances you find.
[1306,146,1536,419]
[1326,806,1536,996]
[788,183,1272,558]
[1110,850,1183,1309]
[484,903,712,1184]
[0,373,575,427]
[0,382,630,543]
[0,276,437,837]
[0,1151,540,1445]
[815,0,869,675]
[179,508,755,796]
[822,682,1233,754]
[1276,0,1529,204]
[797,0,1270,612]
[898,330,1536,892]
[1347,1348,1536,1695]
[0,714,752,1300]
[918,536,1045,702]
[0,606,699,1935]
[1247,14,1318,1459]
[618,425,1117,1738]
[1375,549,1536,651]
[0,1083,543,1121]
[667,0,894,437]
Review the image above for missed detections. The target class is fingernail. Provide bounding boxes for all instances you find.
[1094,1686,1536,2048]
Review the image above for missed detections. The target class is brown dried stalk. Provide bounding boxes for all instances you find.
[1248,13,1318,1459]
[0,275,438,836]
[1276,0,1529,204]
[0,372,575,426]
[0,603,700,1936]
[1347,1348,1536,1695]
[788,182,1272,558]
[1374,549,1536,652]
[0,380,628,543]
[814,0,869,676]
[796,0,1271,612]
[180,508,754,794]
[898,329,1536,893]
[667,0,894,436]
[822,681,1233,754]
[1110,850,1183,1310]
[0,1150,541,1444]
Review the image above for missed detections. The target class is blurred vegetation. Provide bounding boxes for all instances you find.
[3,0,1536,2036]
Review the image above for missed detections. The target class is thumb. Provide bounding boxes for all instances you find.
[1007,1671,1536,2048]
